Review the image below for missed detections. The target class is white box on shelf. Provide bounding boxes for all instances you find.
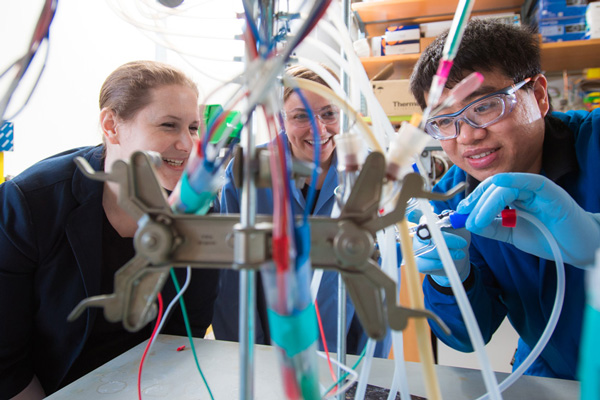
[385,24,421,42]
[385,41,420,55]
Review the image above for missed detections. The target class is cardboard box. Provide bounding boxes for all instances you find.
[371,79,422,116]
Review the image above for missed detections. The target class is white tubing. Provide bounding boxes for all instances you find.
[383,232,411,400]
[378,220,412,400]
[476,210,565,400]
[354,338,376,400]
[301,37,356,98]
[297,9,395,150]
[322,6,395,147]
[418,199,503,400]
[295,56,348,101]
[387,330,410,400]
[311,269,324,303]
[352,228,394,400]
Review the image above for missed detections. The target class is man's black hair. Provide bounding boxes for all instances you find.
[410,19,541,109]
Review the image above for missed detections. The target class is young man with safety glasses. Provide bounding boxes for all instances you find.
[409,19,600,380]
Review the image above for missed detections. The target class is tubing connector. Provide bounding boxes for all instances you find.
[385,122,430,181]
[334,132,366,172]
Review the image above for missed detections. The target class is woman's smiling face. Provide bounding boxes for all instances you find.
[283,91,340,166]
[107,84,200,191]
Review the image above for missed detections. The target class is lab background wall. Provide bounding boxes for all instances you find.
[2,0,338,178]
[2,0,247,177]
[3,0,519,374]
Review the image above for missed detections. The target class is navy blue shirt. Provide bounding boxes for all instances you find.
[0,146,219,396]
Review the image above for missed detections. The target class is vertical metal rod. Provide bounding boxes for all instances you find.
[337,1,352,398]
[336,273,348,398]
[239,2,274,399]
[239,114,257,400]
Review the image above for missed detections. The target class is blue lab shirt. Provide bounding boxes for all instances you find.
[424,109,600,379]
[212,134,392,358]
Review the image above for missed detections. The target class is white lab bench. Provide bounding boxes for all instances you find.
[47,334,579,399]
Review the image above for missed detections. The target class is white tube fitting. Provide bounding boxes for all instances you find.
[334,133,366,172]
[385,122,430,181]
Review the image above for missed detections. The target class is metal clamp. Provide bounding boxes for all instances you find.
[69,150,465,339]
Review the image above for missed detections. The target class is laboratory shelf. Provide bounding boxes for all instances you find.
[360,39,600,79]
[352,0,522,37]
[352,0,600,77]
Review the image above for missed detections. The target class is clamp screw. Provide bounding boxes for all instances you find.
[141,233,157,249]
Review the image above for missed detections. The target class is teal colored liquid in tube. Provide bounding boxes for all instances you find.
[579,249,600,400]
[580,304,600,399]
[261,223,320,399]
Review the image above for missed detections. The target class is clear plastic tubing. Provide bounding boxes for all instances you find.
[476,210,565,400]
[418,199,502,400]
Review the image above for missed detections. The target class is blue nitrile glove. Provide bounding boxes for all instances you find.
[412,220,472,287]
[457,173,600,268]
[406,206,423,224]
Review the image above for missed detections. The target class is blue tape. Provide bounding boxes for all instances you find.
[267,303,318,358]
[0,122,14,151]
[177,170,215,215]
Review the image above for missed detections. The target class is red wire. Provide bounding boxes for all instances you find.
[315,300,337,386]
[137,293,164,400]
[265,111,289,310]
[243,20,259,60]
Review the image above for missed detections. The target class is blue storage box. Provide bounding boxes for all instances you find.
[539,16,587,42]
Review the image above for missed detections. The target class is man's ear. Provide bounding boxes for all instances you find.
[100,108,119,144]
[532,74,550,117]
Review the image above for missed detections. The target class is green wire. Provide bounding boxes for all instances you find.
[322,344,368,397]
[170,268,215,400]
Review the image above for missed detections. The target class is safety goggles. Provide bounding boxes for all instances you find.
[424,78,531,140]
[283,105,340,129]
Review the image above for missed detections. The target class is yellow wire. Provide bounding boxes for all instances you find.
[398,219,443,400]
[284,77,383,153]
